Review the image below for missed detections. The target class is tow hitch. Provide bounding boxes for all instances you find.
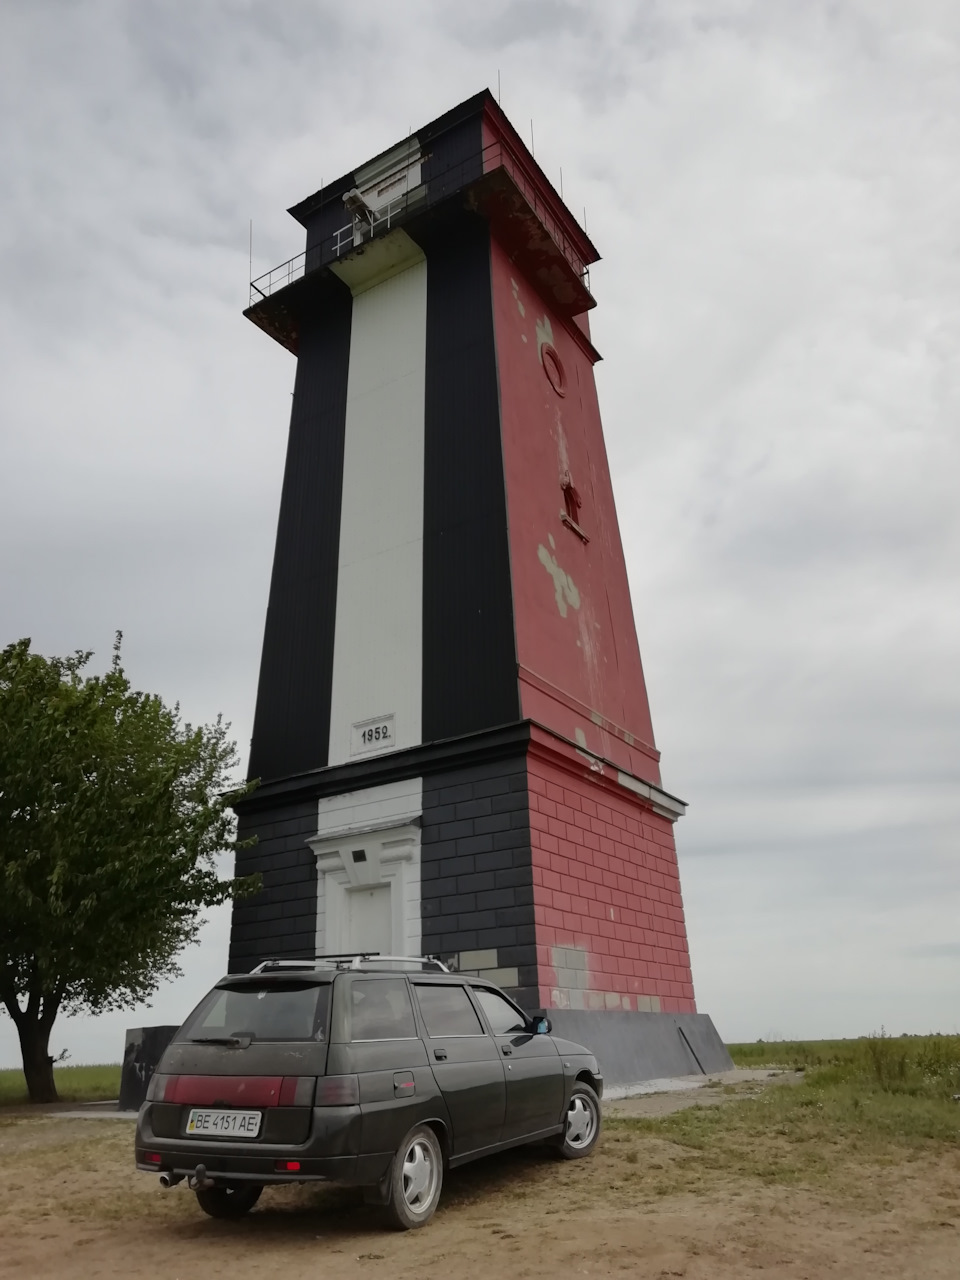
[186,1163,215,1191]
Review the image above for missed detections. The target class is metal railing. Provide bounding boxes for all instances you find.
[249,194,414,303]
[250,253,308,301]
[330,194,409,257]
[249,138,592,307]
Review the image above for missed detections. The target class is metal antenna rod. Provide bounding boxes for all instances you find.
[248,219,252,281]
[530,118,535,156]
[497,69,501,104]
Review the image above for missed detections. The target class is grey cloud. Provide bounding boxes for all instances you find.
[904,944,960,960]
[440,0,589,50]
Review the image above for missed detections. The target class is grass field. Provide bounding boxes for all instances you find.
[0,1063,122,1106]
[728,1038,868,1068]
[728,1031,960,1099]
[604,1031,960,1199]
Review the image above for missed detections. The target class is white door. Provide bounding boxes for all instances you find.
[344,883,392,954]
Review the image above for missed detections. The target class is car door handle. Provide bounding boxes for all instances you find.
[433,1048,447,1061]
[501,1046,513,1056]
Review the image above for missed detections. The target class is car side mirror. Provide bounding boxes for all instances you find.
[533,1016,552,1035]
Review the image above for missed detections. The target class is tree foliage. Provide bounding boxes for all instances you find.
[0,635,257,1101]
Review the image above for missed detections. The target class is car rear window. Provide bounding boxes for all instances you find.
[177,981,330,1043]
[414,984,485,1037]
[336,978,417,1041]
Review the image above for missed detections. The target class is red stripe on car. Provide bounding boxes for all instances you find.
[165,1075,283,1106]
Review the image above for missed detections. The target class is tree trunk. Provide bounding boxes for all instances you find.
[17,1016,59,1104]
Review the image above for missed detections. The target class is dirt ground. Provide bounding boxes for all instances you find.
[603,1069,805,1117]
[1,1072,958,1279]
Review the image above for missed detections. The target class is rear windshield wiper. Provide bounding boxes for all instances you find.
[188,1035,252,1047]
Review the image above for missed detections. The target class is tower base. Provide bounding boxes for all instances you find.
[231,723,730,1091]
[547,1010,732,1090]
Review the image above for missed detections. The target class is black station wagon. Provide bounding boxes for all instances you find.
[135,955,603,1229]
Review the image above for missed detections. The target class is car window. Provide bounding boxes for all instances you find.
[414,984,485,1037]
[348,978,417,1040]
[474,988,528,1036]
[177,982,330,1043]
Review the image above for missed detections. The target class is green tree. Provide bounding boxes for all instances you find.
[0,635,256,1103]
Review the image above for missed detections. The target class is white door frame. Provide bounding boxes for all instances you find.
[306,777,423,959]
[311,823,420,957]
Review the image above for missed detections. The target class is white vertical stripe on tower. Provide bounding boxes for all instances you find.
[327,239,427,766]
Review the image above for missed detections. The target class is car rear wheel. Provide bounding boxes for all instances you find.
[554,1081,601,1159]
[195,1183,263,1218]
[384,1124,443,1230]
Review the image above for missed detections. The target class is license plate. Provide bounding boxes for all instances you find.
[186,1108,262,1138]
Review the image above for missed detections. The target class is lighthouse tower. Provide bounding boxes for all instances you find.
[230,91,729,1082]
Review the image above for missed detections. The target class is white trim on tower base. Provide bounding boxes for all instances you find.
[307,778,423,959]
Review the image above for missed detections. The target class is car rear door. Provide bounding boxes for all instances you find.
[326,975,431,1158]
[471,986,564,1142]
[411,980,506,1158]
[150,978,331,1146]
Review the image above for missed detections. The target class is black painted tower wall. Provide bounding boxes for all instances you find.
[419,213,519,742]
[247,285,353,783]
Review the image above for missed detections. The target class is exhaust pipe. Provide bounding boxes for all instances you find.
[158,1172,184,1189]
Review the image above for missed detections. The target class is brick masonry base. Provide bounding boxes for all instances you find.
[227,725,726,1085]
[527,739,697,1016]
[420,754,539,1006]
[419,733,699,1020]
[229,726,701,1028]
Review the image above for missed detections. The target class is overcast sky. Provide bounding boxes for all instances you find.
[1,1,958,1068]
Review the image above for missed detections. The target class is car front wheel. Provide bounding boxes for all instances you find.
[195,1183,263,1218]
[384,1124,443,1230]
[554,1081,601,1159]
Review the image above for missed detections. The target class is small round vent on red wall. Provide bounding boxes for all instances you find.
[541,343,566,396]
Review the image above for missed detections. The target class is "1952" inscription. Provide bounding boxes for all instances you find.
[350,714,396,756]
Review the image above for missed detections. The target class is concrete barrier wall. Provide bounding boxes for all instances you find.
[119,1026,179,1111]
[547,1010,733,1087]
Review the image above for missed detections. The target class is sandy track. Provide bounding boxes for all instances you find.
[1,1075,957,1279]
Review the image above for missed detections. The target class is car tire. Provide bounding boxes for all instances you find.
[195,1183,263,1218]
[553,1081,601,1159]
[384,1123,443,1230]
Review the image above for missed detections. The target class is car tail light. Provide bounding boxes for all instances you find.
[164,1075,282,1105]
[314,1075,360,1106]
[279,1076,316,1107]
[143,1152,162,1164]
[275,1160,301,1172]
[146,1073,175,1103]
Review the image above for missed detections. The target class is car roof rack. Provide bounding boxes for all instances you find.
[250,953,450,975]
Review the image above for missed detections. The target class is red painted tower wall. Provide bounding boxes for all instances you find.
[482,101,696,1014]
[490,243,661,784]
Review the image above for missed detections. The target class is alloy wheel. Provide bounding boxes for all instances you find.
[401,1136,439,1215]
[565,1094,598,1149]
